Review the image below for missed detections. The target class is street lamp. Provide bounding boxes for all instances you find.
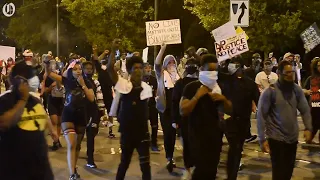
[56,0,59,57]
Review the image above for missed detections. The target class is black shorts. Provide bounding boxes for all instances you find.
[48,96,64,116]
[61,107,88,127]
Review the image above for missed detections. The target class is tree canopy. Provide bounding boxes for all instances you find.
[184,0,320,56]
[61,0,154,52]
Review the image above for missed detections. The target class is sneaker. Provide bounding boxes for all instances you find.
[69,174,77,180]
[108,133,116,139]
[86,163,97,168]
[245,135,257,143]
[74,168,80,179]
[239,163,244,171]
[58,140,62,148]
[166,160,174,173]
[181,169,191,180]
[151,146,160,153]
[51,142,59,151]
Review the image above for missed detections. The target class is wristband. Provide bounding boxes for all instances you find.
[82,86,87,90]
[20,98,28,102]
[193,96,198,101]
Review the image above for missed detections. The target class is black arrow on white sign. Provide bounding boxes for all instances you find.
[238,2,247,24]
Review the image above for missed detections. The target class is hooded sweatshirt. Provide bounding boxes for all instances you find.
[154,55,180,113]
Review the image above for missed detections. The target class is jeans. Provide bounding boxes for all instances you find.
[160,109,176,160]
[268,138,297,180]
[116,135,151,180]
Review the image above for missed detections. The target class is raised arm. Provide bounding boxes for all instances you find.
[154,44,166,79]
[45,63,62,83]
[107,39,121,84]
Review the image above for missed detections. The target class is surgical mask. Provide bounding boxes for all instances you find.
[199,71,218,90]
[101,65,107,70]
[184,55,188,58]
[144,71,152,76]
[228,63,239,75]
[28,76,40,92]
[167,64,176,74]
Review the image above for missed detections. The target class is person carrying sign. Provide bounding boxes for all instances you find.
[303,57,320,143]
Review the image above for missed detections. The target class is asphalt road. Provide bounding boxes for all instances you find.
[48,118,320,180]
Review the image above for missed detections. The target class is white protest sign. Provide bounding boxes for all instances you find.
[0,45,15,62]
[211,21,237,42]
[215,32,249,62]
[146,19,181,46]
[142,47,149,63]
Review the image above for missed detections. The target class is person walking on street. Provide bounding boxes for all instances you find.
[257,60,313,180]
[107,39,152,180]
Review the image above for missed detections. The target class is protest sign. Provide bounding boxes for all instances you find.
[236,26,249,40]
[211,21,236,42]
[146,19,181,46]
[215,32,249,62]
[0,45,15,62]
[300,23,320,53]
[142,47,149,63]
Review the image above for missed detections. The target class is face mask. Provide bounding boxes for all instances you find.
[184,55,188,58]
[101,65,107,70]
[185,65,198,75]
[28,76,40,92]
[199,71,218,90]
[144,71,151,76]
[167,64,176,73]
[86,73,93,79]
[228,63,239,75]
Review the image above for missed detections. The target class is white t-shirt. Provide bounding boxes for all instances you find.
[255,71,278,92]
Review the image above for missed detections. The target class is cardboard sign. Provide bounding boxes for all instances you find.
[310,76,320,108]
[215,32,249,62]
[142,47,148,63]
[146,19,181,46]
[211,21,236,42]
[236,26,249,40]
[0,45,15,62]
[300,23,320,53]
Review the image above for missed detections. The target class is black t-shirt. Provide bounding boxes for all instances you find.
[182,81,221,143]
[0,91,54,180]
[143,75,157,106]
[118,87,149,141]
[220,75,259,119]
[62,76,93,110]
[94,60,113,97]
[244,68,257,81]
[172,77,198,125]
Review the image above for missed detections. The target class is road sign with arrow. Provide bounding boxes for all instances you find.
[230,0,249,27]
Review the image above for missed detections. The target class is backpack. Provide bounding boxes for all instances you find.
[270,83,300,107]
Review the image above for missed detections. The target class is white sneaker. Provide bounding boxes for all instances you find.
[181,170,191,180]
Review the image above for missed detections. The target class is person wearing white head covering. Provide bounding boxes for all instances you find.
[154,43,181,173]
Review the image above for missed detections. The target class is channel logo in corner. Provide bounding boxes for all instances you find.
[2,3,15,17]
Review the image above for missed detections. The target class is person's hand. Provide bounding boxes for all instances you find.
[77,76,86,87]
[252,102,257,113]
[103,50,110,55]
[92,44,98,53]
[209,93,226,102]
[261,140,270,153]
[161,42,167,49]
[172,123,178,129]
[304,130,312,144]
[194,85,210,100]
[18,81,30,101]
[303,89,311,96]
[51,131,59,142]
[112,39,121,50]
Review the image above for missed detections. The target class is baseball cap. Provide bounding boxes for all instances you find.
[252,53,261,58]
[196,48,209,56]
[283,52,294,59]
